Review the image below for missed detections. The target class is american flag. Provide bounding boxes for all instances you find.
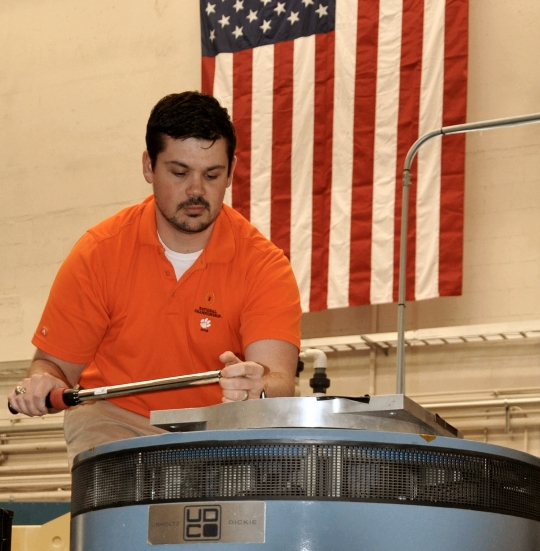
[201,0,468,312]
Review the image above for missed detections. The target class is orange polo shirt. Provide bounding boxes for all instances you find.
[32,196,301,417]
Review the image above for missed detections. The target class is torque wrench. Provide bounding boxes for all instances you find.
[8,370,221,414]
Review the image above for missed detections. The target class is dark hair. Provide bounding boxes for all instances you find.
[145,91,237,172]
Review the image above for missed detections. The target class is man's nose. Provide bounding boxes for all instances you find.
[186,174,205,196]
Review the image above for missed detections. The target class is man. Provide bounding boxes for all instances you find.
[9,92,302,466]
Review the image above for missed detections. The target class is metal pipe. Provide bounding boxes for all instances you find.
[444,407,540,420]
[0,491,71,501]
[0,475,71,488]
[369,305,378,396]
[0,422,64,434]
[410,385,540,399]
[421,396,540,410]
[397,112,540,394]
[453,416,540,432]
[0,441,66,454]
[368,350,376,396]
[0,462,68,474]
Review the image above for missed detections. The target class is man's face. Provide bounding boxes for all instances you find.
[143,136,236,237]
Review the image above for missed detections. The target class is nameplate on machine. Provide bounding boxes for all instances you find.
[148,501,266,545]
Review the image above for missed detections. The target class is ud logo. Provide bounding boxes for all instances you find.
[184,505,221,540]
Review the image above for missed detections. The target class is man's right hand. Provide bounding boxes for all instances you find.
[8,349,86,416]
[8,373,69,416]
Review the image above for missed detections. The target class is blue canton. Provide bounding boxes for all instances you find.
[200,0,336,57]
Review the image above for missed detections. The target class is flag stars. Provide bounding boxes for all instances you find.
[218,14,230,27]
[260,19,271,32]
[315,4,328,17]
[232,25,243,38]
[247,9,258,22]
[274,2,286,15]
[261,0,272,5]
[287,11,300,24]
[205,2,216,15]
[302,0,314,6]
[209,29,216,41]
[233,0,244,12]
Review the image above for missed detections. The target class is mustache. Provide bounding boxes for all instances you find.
[176,197,211,211]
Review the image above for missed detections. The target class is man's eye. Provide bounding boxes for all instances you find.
[206,173,218,180]
[174,172,186,177]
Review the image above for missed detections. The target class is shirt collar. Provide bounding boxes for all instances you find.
[138,195,235,263]
[202,203,235,264]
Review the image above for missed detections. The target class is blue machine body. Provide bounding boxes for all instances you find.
[70,427,540,551]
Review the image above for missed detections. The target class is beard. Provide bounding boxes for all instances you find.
[156,196,217,235]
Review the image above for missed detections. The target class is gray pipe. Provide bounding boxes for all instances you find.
[397,112,540,394]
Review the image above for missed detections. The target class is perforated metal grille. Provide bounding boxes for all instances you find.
[71,441,540,521]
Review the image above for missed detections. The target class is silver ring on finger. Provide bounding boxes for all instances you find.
[242,390,249,401]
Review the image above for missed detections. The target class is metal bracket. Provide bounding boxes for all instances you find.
[361,335,389,356]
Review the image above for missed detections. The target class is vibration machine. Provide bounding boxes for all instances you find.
[70,394,540,550]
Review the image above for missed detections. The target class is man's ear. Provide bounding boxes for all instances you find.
[227,156,237,188]
[142,150,153,184]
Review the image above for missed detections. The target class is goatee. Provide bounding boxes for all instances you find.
[156,197,216,235]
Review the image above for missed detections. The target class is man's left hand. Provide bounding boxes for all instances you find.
[219,351,265,402]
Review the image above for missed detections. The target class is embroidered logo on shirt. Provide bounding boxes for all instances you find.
[195,292,222,320]
[200,318,212,331]
[40,326,48,336]
[194,307,222,319]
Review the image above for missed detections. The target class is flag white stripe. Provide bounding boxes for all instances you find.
[250,45,275,239]
[213,53,234,206]
[370,0,403,304]
[327,0,358,308]
[416,0,445,299]
[290,36,315,312]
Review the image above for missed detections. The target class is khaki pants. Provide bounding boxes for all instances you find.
[63,400,167,469]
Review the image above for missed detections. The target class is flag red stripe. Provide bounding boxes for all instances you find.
[309,31,336,311]
[271,41,294,258]
[201,56,215,95]
[439,0,468,295]
[349,0,380,305]
[393,0,424,302]
[232,50,253,220]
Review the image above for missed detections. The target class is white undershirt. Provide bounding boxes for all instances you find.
[158,233,203,280]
